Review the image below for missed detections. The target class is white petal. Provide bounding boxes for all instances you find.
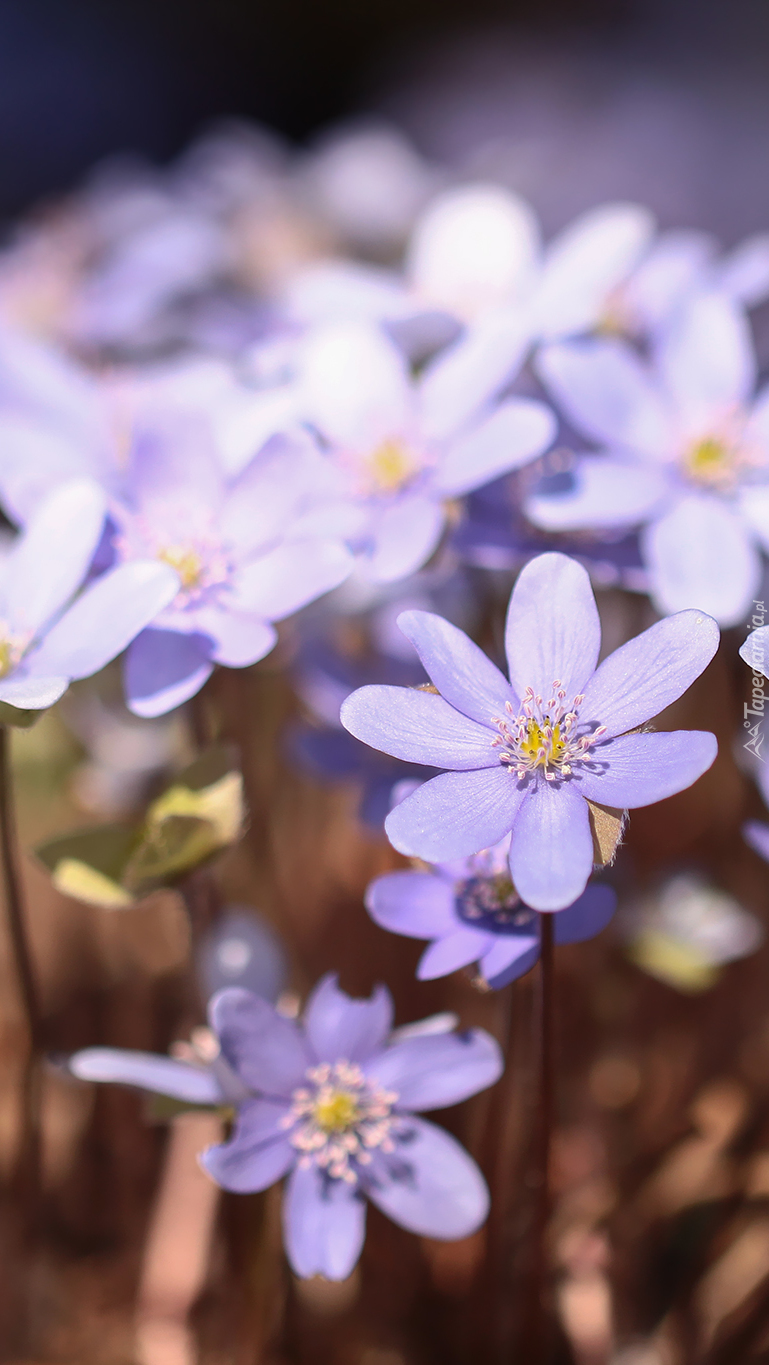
[643,494,761,625]
[534,203,655,339]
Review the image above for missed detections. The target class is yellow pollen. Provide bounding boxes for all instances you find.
[519,718,567,769]
[367,439,419,494]
[0,641,14,680]
[158,545,204,589]
[313,1090,360,1133]
[686,436,731,484]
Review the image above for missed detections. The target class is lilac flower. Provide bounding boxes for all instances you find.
[366,835,616,988]
[112,417,353,716]
[341,552,719,911]
[69,975,502,1280]
[293,319,556,582]
[527,291,769,625]
[0,479,179,714]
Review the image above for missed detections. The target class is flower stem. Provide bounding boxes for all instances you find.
[523,912,556,1362]
[0,725,42,1218]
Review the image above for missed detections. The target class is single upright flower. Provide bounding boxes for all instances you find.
[111,416,353,716]
[0,478,178,717]
[69,975,502,1280]
[341,553,719,911]
[367,834,617,988]
[293,318,555,582]
[527,290,769,625]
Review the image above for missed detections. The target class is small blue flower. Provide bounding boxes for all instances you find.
[69,975,502,1280]
[341,552,719,911]
[366,835,616,988]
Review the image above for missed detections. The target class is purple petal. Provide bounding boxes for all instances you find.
[536,338,673,457]
[417,929,491,979]
[580,609,720,737]
[365,1029,502,1109]
[208,988,312,1097]
[365,870,458,940]
[303,974,393,1064]
[396,610,516,725]
[232,540,353,619]
[534,202,655,339]
[385,767,528,861]
[188,608,277,668]
[340,685,498,770]
[0,673,68,710]
[575,730,717,807]
[739,624,769,679]
[200,1098,295,1193]
[655,290,756,425]
[364,1117,489,1239]
[32,561,180,682]
[367,496,445,584]
[642,494,760,627]
[69,1047,225,1104]
[504,553,601,701]
[433,398,556,497]
[509,781,594,911]
[554,884,617,944]
[283,1163,367,1280]
[418,309,532,442]
[744,820,769,864]
[481,938,540,989]
[126,417,225,523]
[300,321,411,449]
[6,479,106,635]
[124,627,214,718]
[525,456,669,531]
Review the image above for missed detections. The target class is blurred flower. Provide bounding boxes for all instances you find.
[528,291,769,624]
[197,907,288,1005]
[624,873,763,992]
[68,974,502,1279]
[112,418,352,716]
[0,479,178,722]
[342,552,718,910]
[366,834,616,988]
[293,318,555,582]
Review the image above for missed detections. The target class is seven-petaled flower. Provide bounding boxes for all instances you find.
[68,974,502,1281]
[341,553,720,911]
[366,834,617,988]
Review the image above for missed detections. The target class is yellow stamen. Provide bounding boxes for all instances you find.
[367,439,419,494]
[313,1090,360,1133]
[686,436,731,485]
[157,545,204,589]
[519,718,567,769]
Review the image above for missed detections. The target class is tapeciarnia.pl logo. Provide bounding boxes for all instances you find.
[744,600,767,761]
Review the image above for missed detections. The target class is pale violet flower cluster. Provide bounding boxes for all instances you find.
[69,974,502,1280]
[342,553,719,911]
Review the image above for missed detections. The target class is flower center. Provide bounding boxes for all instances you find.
[685,436,734,487]
[0,624,28,680]
[157,544,207,590]
[366,439,421,495]
[491,682,606,783]
[456,874,537,934]
[282,1060,399,1184]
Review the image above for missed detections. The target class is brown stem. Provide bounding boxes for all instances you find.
[0,727,42,1052]
[520,913,556,1363]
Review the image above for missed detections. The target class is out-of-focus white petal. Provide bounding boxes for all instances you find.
[534,202,655,340]
[643,493,761,625]
[299,321,412,449]
[655,291,756,428]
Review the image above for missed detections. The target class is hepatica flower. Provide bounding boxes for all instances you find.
[69,975,502,1280]
[0,478,178,716]
[341,553,719,911]
[111,417,353,716]
[295,319,555,582]
[527,291,769,625]
[367,835,617,988]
